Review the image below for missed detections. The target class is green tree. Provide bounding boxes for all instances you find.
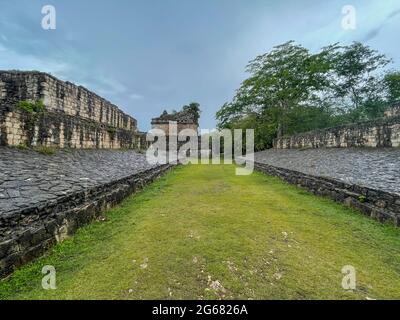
[182,102,201,125]
[327,42,391,120]
[216,41,334,148]
[216,41,396,151]
[385,71,400,104]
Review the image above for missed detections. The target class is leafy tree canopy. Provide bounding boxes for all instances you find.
[385,71,400,104]
[216,41,399,150]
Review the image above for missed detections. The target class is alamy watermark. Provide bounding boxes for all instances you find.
[42,265,57,290]
[146,122,254,175]
[341,265,356,290]
[341,5,357,30]
[41,5,56,30]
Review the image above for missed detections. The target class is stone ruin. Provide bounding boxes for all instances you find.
[0,71,175,277]
[0,71,143,150]
[274,103,400,149]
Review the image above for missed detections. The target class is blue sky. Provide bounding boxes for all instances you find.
[1,0,400,130]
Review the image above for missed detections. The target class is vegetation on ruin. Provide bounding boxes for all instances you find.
[12,144,58,155]
[15,143,29,151]
[16,100,46,146]
[33,146,58,155]
[162,102,202,126]
[216,41,400,150]
[358,195,367,204]
[16,100,45,114]
[182,102,201,125]
[1,164,400,300]
[107,125,117,140]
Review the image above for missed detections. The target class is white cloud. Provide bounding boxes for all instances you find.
[0,39,128,103]
[129,93,144,100]
[86,75,128,97]
[0,41,69,73]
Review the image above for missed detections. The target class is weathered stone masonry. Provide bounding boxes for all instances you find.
[0,71,140,149]
[253,161,400,226]
[274,115,400,149]
[0,153,175,278]
[256,110,400,225]
[0,71,176,278]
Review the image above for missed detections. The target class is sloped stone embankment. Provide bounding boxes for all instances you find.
[254,148,400,226]
[0,148,174,277]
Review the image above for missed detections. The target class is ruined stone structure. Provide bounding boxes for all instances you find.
[274,110,400,149]
[254,160,400,226]
[151,109,199,153]
[253,149,400,226]
[257,105,400,226]
[151,110,198,135]
[0,71,141,149]
[0,148,174,277]
[0,71,176,278]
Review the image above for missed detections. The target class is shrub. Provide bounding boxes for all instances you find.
[34,146,57,155]
[16,143,29,150]
[107,126,117,140]
[16,100,45,113]
[358,195,367,203]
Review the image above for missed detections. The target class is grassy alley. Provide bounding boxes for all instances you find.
[1,164,400,300]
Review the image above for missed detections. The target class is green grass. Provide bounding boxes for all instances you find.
[33,146,58,155]
[1,164,400,300]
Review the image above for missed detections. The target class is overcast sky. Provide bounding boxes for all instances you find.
[1,0,399,130]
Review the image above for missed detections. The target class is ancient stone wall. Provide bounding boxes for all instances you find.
[0,71,140,149]
[0,161,175,277]
[254,161,400,226]
[274,116,400,149]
